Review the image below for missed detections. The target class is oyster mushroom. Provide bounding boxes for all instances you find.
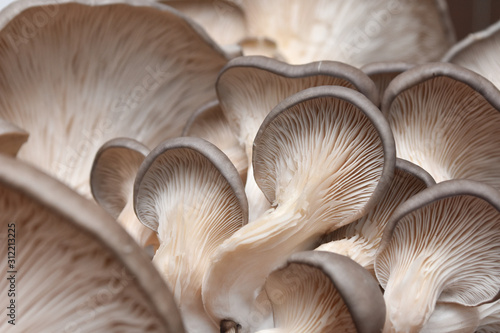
[134,137,248,333]
[258,251,386,333]
[361,62,415,106]
[375,179,500,332]
[234,0,455,65]
[0,153,184,332]
[203,85,395,333]
[0,119,28,157]
[160,0,247,49]
[182,100,247,181]
[382,62,500,190]
[0,0,230,196]
[443,20,500,89]
[317,158,435,275]
[90,138,158,252]
[217,55,379,220]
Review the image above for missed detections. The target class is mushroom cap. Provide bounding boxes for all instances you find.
[0,0,229,195]
[361,61,415,106]
[235,0,455,65]
[203,85,395,332]
[90,137,157,249]
[134,137,248,332]
[382,62,500,189]
[160,0,247,46]
[217,56,379,220]
[0,153,185,332]
[91,137,149,219]
[0,119,28,157]
[443,20,500,89]
[375,179,500,331]
[253,85,394,214]
[318,158,434,274]
[182,100,247,181]
[263,251,385,333]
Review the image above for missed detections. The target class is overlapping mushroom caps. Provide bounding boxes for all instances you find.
[317,158,435,275]
[443,20,500,89]
[160,0,246,49]
[90,138,158,252]
[382,62,500,190]
[0,0,230,196]
[0,154,184,332]
[182,101,247,181]
[134,137,248,333]
[361,62,415,106]
[258,251,386,333]
[375,180,500,332]
[231,0,455,65]
[203,85,395,332]
[217,56,378,219]
[0,119,28,157]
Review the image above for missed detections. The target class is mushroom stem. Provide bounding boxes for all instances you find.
[383,259,440,332]
[245,163,271,220]
[204,201,324,332]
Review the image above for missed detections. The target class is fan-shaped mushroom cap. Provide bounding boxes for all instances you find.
[361,62,415,106]
[182,100,247,181]
[0,154,184,332]
[477,299,500,333]
[217,56,379,220]
[90,138,157,250]
[203,85,395,333]
[375,180,500,332]
[443,20,500,89]
[420,303,480,333]
[235,0,455,65]
[0,0,230,196]
[258,251,385,333]
[382,62,500,190]
[134,137,248,333]
[0,119,28,157]
[159,0,246,48]
[317,158,435,275]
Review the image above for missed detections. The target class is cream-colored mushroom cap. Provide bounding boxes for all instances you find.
[318,158,435,275]
[90,138,157,250]
[203,85,395,333]
[160,0,247,47]
[0,0,229,196]
[382,62,500,190]
[0,119,28,157]
[217,56,379,220]
[443,20,500,89]
[234,0,455,65]
[259,251,385,333]
[134,137,248,333]
[375,179,500,332]
[182,100,247,182]
[0,154,185,332]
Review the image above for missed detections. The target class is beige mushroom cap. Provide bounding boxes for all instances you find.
[0,153,185,332]
[0,0,229,196]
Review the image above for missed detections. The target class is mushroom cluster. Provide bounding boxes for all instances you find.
[2,0,500,332]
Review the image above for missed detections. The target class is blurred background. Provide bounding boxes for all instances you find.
[447,0,500,39]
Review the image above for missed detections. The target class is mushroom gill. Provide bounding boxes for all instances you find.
[0,0,229,196]
[0,154,185,332]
